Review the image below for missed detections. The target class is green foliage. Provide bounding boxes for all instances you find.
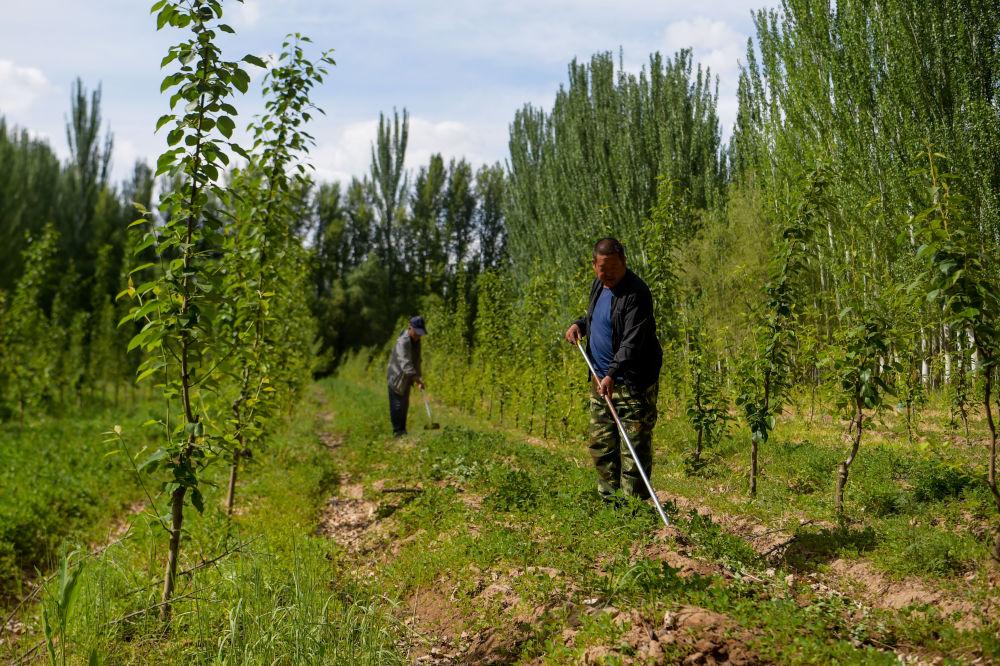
[120,0,257,618]
[485,468,539,512]
[0,403,150,599]
[506,49,723,298]
[833,309,893,414]
[830,303,894,515]
[736,168,827,495]
[42,550,85,666]
[888,528,976,577]
[310,149,507,372]
[683,322,730,467]
[909,146,1000,555]
[910,456,977,504]
[0,226,59,420]
[219,34,332,512]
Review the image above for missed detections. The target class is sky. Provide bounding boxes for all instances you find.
[0,0,772,187]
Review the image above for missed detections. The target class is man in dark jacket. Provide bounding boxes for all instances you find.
[387,315,427,437]
[565,238,663,500]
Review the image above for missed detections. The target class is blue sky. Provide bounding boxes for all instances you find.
[0,0,772,186]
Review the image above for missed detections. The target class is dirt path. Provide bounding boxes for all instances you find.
[312,401,992,664]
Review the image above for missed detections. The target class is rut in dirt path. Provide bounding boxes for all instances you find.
[651,489,998,632]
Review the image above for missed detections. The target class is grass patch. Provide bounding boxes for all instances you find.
[3,386,404,664]
[0,399,159,601]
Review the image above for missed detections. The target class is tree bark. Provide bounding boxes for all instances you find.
[160,485,186,621]
[982,359,1000,562]
[226,448,241,516]
[836,397,863,516]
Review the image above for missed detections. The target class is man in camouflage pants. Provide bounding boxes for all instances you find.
[565,238,663,501]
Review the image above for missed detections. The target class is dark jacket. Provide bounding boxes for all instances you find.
[573,269,662,391]
[387,330,421,395]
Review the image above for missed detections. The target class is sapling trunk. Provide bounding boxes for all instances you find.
[693,371,703,462]
[226,446,241,516]
[905,398,914,444]
[836,396,864,516]
[161,485,186,621]
[751,367,774,498]
[982,359,1000,561]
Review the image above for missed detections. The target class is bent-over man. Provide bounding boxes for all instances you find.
[387,315,427,437]
[565,238,663,500]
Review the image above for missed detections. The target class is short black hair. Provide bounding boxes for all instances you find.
[593,237,625,261]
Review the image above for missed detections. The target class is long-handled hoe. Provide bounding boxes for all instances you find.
[421,387,441,430]
[576,341,670,528]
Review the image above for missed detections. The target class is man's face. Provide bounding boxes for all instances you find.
[593,252,626,288]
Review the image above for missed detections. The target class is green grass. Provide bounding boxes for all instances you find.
[2,386,403,664]
[650,400,996,583]
[3,370,997,664]
[305,373,997,663]
[0,399,159,601]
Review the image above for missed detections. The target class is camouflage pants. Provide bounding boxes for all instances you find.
[588,381,658,500]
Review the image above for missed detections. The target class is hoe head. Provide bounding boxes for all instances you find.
[423,421,441,430]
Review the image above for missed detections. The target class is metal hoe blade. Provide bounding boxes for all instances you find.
[576,341,670,528]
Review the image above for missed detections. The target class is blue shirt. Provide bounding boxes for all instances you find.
[589,287,614,378]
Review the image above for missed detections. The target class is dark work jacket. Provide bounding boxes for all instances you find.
[386,330,421,395]
[573,269,662,392]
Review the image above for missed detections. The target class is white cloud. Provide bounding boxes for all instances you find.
[407,117,493,170]
[0,59,54,114]
[312,120,378,184]
[311,116,501,185]
[26,128,51,143]
[233,0,262,28]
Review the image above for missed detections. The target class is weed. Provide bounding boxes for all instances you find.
[485,468,539,512]
[683,511,758,570]
[857,488,908,517]
[887,528,975,577]
[910,456,977,503]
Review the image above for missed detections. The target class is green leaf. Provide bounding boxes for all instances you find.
[191,488,205,513]
[135,364,161,383]
[167,128,184,147]
[230,143,250,160]
[232,70,250,93]
[243,54,268,68]
[129,262,156,276]
[138,448,169,472]
[60,559,85,616]
[217,115,235,138]
[42,607,56,666]
[155,114,175,132]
